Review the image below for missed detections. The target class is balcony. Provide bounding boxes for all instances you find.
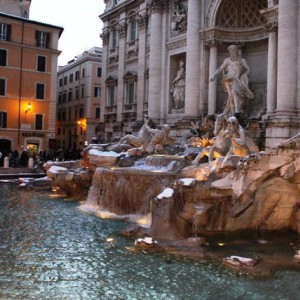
[123,103,136,113]
[104,105,117,116]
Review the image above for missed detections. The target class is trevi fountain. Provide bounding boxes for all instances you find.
[3,41,300,297]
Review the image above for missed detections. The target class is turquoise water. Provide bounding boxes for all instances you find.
[0,183,299,299]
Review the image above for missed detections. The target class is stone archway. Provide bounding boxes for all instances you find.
[205,0,268,42]
[203,0,270,121]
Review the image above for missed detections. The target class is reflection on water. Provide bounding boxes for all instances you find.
[0,183,299,299]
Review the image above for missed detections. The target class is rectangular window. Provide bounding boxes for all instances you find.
[126,82,135,104]
[97,67,102,77]
[111,29,117,49]
[68,108,72,120]
[0,111,7,128]
[107,86,115,106]
[69,73,73,83]
[64,76,67,85]
[58,93,62,104]
[0,78,6,96]
[57,111,61,121]
[129,20,136,42]
[37,56,46,72]
[0,49,7,66]
[59,78,63,87]
[63,92,67,102]
[75,71,79,80]
[81,86,85,98]
[75,88,79,100]
[94,86,101,98]
[0,23,11,41]
[35,114,43,130]
[82,68,85,78]
[36,83,45,99]
[95,107,100,119]
[68,91,72,102]
[35,31,50,48]
[79,107,84,118]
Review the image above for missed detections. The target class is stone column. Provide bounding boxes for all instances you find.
[116,21,126,122]
[147,2,163,120]
[265,24,278,113]
[136,13,148,121]
[276,0,298,112]
[185,0,200,116]
[207,41,218,115]
[100,28,109,123]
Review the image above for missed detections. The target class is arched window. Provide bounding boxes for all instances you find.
[216,0,267,28]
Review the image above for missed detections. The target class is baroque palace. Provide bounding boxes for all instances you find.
[98,0,300,149]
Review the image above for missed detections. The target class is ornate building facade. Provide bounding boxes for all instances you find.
[99,0,299,149]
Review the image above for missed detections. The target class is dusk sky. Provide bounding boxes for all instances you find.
[30,0,106,66]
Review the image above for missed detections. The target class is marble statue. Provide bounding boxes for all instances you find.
[171,60,186,110]
[171,4,188,32]
[192,114,231,165]
[104,0,116,11]
[116,116,153,151]
[210,45,254,116]
[224,116,259,158]
[145,124,174,154]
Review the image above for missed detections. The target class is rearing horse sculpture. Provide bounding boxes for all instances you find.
[192,114,231,165]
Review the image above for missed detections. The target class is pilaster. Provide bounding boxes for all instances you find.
[147,1,166,120]
[136,13,148,121]
[116,21,127,122]
[184,0,200,117]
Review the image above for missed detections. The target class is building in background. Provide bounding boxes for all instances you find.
[99,0,300,149]
[0,0,63,159]
[56,47,102,150]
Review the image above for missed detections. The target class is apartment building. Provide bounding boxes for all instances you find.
[0,2,63,158]
[56,47,102,150]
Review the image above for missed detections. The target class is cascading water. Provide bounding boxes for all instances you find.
[85,167,177,215]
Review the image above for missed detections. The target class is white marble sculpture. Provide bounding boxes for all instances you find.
[210,45,254,116]
[171,60,186,110]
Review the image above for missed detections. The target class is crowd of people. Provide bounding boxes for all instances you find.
[0,148,82,167]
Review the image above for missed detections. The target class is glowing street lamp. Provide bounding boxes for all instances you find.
[25,102,31,114]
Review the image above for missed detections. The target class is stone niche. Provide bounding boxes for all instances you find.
[169,54,186,114]
[215,40,268,119]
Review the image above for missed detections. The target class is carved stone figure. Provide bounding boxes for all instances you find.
[145,124,174,154]
[193,114,231,165]
[171,60,186,110]
[171,3,188,32]
[104,0,116,11]
[224,116,259,158]
[116,116,153,152]
[210,45,254,116]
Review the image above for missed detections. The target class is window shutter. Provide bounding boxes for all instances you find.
[37,56,46,72]
[35,114,43,130]
[6,25,11,41]
[0,79,5,96]
[0,50,7,66]
[3,112,7,128]
[46,32,50,48]
[35,30,40,46]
